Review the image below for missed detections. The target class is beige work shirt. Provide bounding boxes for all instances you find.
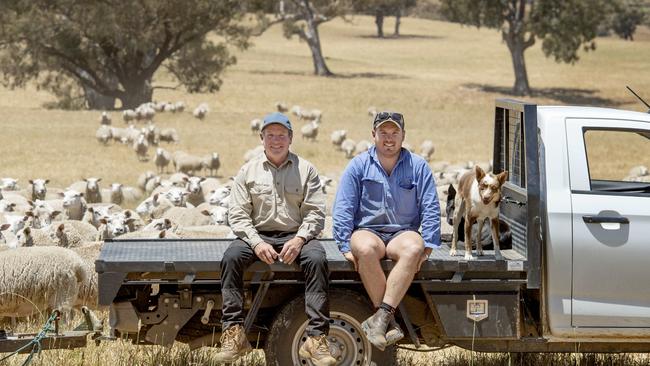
[229,151,325,248]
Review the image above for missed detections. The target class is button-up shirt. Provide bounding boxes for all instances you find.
[229,151,325,248]
[333,146,441,253]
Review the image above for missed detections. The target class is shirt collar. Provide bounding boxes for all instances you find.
[262,150,296,169]
[368,145,408,167]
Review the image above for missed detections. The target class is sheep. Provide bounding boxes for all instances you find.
[0,213,30,235]
[0,246,89,318]
[133,133,149,162]
[159,128,180,143]
[69,178,102,204]
[367,106,378,118]
[320,176,333,194]
[104,183,142,206]
[290,105,302,117]
[299,109,322,122]
[99,111,111,125]
[0,223,13,246]
[70,242,104,310]
[135,193,175,221]
[155,148,172,174]
[143,123,159,146]
[419,140,435,162]
[135,104,155,121]
[184,177,207,207]
[110,126,131,144]
[83,204,121,229]
[301,120,320,141]
[244,145,265,162]
[17,222,96,248]
[0,192,31,212]
[628,165,649,178]
[203,152,220,177]
[340,139,356,159]
[29,179,50,201]
[250,118,262,134]
[330,130,347,148]
[164,187,191,207]
[122,109,137,123]
[145,176,166,195]
[1,178,19,191]
[174,101,186,112]
[201,206,229,226]
[174,151,205,175]
[28,200,62,228]
[193,103,209,120]
[175,225,234,239]
[96,211,136,240]
[355,140,372,155]
[96,125,113,145]
[0,201,16,213]
[207,186,232,207]
[162,207,212,227]
[275,102,289,113]
[137,171,157,192]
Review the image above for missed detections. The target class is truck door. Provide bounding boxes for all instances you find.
[566,118,650,327]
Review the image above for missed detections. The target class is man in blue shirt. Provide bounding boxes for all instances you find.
[333,111,440,351]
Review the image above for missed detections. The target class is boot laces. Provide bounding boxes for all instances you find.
[313,335,331,356]
[221,326,240,350]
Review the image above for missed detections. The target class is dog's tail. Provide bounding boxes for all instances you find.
[446,184,456,226]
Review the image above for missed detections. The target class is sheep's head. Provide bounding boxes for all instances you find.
[84,178,102,193]
[185,177,205,195]
[1,178,18,190]
[62,190,84,208]
[208,187,231,205]
[100,212,135,237]
[165,187,189,207]
[29,179,49,199]
[202,206,229,226]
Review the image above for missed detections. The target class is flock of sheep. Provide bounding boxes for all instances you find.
[0,98,500,329]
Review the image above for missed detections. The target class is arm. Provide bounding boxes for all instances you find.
[333,161,361,253]
[296,165,326,241]
[417,163,441,249]
[228,168,264,248]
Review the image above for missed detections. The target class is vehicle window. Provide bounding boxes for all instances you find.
[506,110,525,188]
[584,129,650,192]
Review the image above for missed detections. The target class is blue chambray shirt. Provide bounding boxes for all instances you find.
[333,146,441,253]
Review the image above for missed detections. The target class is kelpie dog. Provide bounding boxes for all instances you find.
[450,166,508,260]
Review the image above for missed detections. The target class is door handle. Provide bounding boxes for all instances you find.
[582,216,629,224]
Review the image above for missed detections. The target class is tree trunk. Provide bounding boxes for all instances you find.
[394,8,401,37]
[304,19,333,76]
[120,79,153,109]
[504,34,531,96]
[84,87,117,110]
[375,10,384,38]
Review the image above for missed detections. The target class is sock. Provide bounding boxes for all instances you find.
[379,302,396,315]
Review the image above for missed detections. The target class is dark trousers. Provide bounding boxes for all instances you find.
[221,232,330,336]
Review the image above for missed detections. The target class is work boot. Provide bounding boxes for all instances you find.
[299,335,337,366]
[361,308,391,351]
[385,317,404,345]
[213,324,252,362]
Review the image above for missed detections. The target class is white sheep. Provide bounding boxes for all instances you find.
[184,176,207,207]
[28,200,61,228]
[207,186,232,207]
[71,242,104,310]
[244,145,265,162]
[99,111,111,125]
[275,102,289,113]
[320,176,333,194]
[174,101,186,112]
[299,109,322,122]
[155,148,172,174]
[419,140,435,162]
[355,140,372,156]
[250,118,262,134]
[144,176,164,195]
[133,133,149,162]
[340,139,356,159]
[290,105,302,117]
[173,151,205,175]
[203,153,220,177]
[1,178,19,191]
[122,109,137,123]
[163,207,212,227]
[69,178,102,204]
[137,171,156,192]
[201,206,229,226]
[135,193,175,221]
[0,213,30,235]
[96,125,113,145]
[29,179,50,201]
[164,187,191,207]
[367,106,378,118]
[159,128,180,143]
[0,192,31,212]
[17,222,96,248]
[104,183,142,206]
[96,211,136,240]
[300,120,320,141]
[144,123,159,146]
[193,103,209,120]
[0,246,89,318]
[83,204,121,229]
[175,225,234,239]
[110,126,131,144]
[330,130,347,148]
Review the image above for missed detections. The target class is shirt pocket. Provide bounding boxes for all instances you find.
[361,178,384,212]
[284,182,304,208]
[250,183,273,211]
[396,181,418,218]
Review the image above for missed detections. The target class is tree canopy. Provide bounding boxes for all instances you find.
[0,0,252,109]
[441,0,612,95]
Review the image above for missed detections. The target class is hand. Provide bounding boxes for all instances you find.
[418,247,432,272]
[343,252,358,272]
[254,242,278,265]
[279,236,305,265]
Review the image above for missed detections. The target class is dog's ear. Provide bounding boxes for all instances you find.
[475,165,485,182]
[447,184,456,199]
[497,171,509,185]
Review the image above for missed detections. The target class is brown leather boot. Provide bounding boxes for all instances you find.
[299,335,337,366]
[213,325,252,362]
[385,316,404,345]
[361,308,391,351]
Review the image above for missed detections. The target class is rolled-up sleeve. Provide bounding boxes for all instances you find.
[417,163,441,248]
[297,165,326,241]
[333,161,361,253]
[228,168,263,248]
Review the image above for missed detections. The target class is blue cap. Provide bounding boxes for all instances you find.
[262,112,292,131]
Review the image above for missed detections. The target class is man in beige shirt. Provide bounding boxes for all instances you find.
[215,112,336,366]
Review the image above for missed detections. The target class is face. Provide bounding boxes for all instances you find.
[372,122,404,158]
[261,124,292,163]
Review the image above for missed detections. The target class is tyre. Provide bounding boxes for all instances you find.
[264,289,397,366]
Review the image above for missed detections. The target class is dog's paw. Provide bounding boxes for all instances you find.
[494,252,503,260]
[477,249,484,256]
[464,252,475,261]
[449,248,457,256]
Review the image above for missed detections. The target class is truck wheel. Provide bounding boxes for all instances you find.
[264,289,397,366]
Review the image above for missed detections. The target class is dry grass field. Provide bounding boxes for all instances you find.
[2,15,650,366]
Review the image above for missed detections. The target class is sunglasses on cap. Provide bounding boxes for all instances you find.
[373,112,404,129]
